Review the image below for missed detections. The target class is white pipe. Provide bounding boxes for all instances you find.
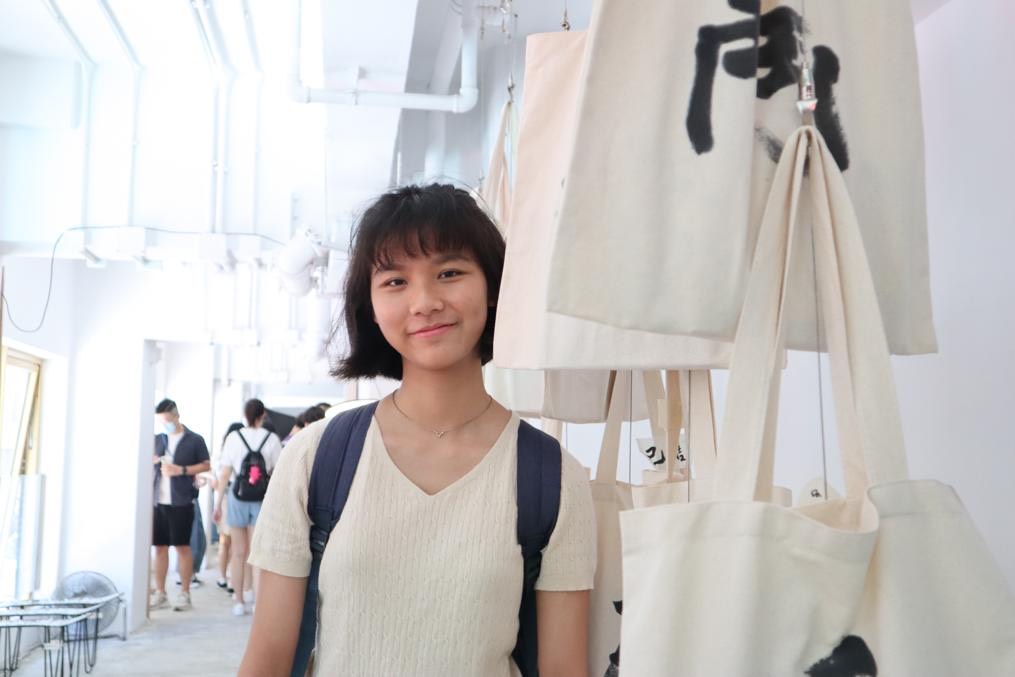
[422,10,465,177]
[241,0,263,232]
[189,0,222,233]
[204,1,237,234]
[95,0,143,227]
[290,0,479,113]
[40,0,96,230]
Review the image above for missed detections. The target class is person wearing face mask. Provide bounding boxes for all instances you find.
[151,398,211,612]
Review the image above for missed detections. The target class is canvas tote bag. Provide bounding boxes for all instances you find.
[479,98,644,422]
[591,369,725,675]
[618,127,1015,675]
[546,0,936,355]
[492,30,731,371]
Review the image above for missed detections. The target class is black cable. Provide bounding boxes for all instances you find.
[1,225,285,334]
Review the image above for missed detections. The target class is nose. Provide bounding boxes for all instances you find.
[409,279,444,316]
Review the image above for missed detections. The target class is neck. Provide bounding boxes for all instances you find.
[171,424,183,435]
[396,356,490,430]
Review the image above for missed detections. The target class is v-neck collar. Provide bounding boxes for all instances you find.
[371,413,518,499]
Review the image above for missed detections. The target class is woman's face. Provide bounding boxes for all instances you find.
[370,248,490,376]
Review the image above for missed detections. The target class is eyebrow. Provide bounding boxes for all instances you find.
[373,253,471,274]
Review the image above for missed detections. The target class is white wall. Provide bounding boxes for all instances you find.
[896,0,1015,583]
[1,257,75,599]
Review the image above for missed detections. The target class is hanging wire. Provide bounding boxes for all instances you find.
[0,225,285,334]
[686,372,693,502]
[796,0,829,501]
[627,371,633,484]
[811,215,830,501]
[561,0,571,30]
[477,23,487,190]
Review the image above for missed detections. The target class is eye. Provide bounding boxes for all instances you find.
[381,277,406,288]
[438,269,464,280]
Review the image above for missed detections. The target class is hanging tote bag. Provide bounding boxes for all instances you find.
[545,0,936,355]
[633,370,720,509]
[479,98,640,422]
[492,30,731,371]
[587,370,635,677]
[590,369,724,675]
[618,127,1015,676]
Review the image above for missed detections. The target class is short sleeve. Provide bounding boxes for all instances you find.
[219,434,239,474]
[194,435,210,463]
[535,449,597,591]
[247,422,325,578]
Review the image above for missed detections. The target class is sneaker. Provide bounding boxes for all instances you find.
[190,576,203,588]
[172,592,192,611]
[226,586,235,595]
[150,591,169,610]
[216,579,229,590]
[231,602,246,617]
[243,589,255,604]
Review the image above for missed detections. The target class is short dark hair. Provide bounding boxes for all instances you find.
[155,398,178,415]
[331,183,506,381]
[302,406,326,426]
[243,399,266,427]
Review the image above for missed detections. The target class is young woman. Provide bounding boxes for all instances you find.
[242,184,595,676]
[214,399,283,616]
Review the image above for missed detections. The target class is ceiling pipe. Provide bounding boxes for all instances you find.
[40,0,96,235]
[423,8,468,179]
[290,0,479,113]
[188,0,223,233]
[240,0,264,234]
[95,0,143,229]
[203,0,238,235]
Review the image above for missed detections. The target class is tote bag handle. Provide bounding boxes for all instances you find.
[714,127,909,502]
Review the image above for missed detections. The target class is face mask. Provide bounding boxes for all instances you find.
[163,421,177,435]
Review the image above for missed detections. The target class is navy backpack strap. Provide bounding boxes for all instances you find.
[512,419,562,677]
[291,401,378,677]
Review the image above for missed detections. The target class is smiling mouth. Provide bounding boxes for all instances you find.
[411,323,455,338]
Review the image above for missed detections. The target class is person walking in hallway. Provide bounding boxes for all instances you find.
[152,398,211,611]
[214,399,283,616]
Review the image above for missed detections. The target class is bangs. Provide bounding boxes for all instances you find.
[368,202,479,272]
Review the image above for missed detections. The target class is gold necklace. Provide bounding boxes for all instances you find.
[390,390,494,439]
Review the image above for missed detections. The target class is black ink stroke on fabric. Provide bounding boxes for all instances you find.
[604,601,622,677]
[686,0,761,155]
[686,1,850,170]
[642,445,666,467]
[810,46,849,170]
[805,635,877,677]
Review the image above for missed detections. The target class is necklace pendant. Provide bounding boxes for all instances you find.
[434,430,447,439]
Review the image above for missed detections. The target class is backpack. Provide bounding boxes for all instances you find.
[232,430,271,502]
[290,402,561,677]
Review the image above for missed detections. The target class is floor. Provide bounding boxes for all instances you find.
[17,548,252,676]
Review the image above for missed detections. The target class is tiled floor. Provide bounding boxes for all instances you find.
[17,552,252,676]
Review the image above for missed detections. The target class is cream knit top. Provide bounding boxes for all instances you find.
[249,413,596,676]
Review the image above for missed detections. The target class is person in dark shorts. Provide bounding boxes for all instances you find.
[152,398,210,611]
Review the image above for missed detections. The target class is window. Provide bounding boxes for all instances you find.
[0,347,43,599]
